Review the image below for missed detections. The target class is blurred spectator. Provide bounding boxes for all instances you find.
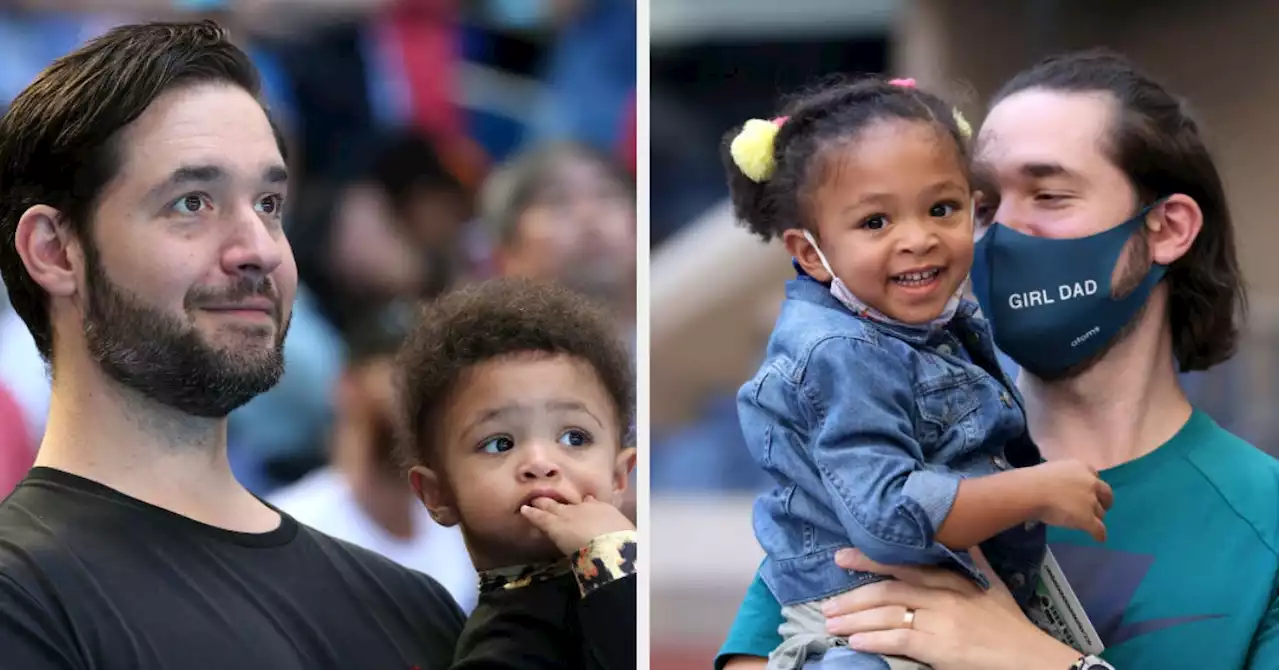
[479,141,636,344]
[0,302,47,444]
[269,318,478,613]
[525,0,637,153]
[371,128,477,291]
[0,382,33,499]
[264,19,383,178]
[293,130,473,335]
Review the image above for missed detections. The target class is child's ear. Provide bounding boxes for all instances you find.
[782,227,831,283]
[612,447,637,494]
[409,465,459,527]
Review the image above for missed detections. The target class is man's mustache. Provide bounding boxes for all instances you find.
[184,277,283,323]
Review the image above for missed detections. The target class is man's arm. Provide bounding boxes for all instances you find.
[713,570,783,670]
[0,572,84,669]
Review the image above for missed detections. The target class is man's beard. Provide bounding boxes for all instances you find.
[82,252,289,419]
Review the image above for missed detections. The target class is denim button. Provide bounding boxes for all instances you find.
[993,455,1009,470]
[937,344,952,356]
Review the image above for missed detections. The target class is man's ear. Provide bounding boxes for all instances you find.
[1147,193,1203,266]
[409,465,459,527]
[14,204,80,299]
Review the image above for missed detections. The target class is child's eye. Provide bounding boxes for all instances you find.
[929,202,959,218]
[861,214,889,230]
[479,436,515,454]
[558,429,593,448]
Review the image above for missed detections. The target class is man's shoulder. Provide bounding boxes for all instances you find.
[0,481,97,629]
[0,477,83,567]
[296,523,467,617]
[1182,413,1278,556]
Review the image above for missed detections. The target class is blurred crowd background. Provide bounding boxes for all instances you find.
[648,0,1278,668]
[0,0,637,616]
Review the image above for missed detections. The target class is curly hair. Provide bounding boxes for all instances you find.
[396,278,634,469]
[721,75,971,242]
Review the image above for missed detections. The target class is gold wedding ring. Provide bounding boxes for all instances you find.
[902,608,916,629]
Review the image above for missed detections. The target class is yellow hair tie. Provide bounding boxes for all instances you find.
[730,118,784,183]
[953,108,973,141]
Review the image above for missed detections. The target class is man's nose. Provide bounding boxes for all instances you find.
[220,207,284,280]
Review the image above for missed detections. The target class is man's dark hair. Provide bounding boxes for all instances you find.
[991,49,1246,372]
[0,20,281,362]
[396,278,634,469]
[720,75,971,242]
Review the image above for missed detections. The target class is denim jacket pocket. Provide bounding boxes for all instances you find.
[914,373,981,452]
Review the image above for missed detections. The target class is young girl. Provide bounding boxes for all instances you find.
[725,77,1114,669]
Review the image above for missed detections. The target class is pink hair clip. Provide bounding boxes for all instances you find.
[771,116,789,127]
[888,78,917,88]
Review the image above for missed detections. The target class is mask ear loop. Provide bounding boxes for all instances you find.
[801,230,838,280]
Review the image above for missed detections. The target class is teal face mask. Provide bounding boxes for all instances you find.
[970,202,1167,379]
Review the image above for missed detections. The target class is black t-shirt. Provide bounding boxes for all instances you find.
[0,467,465,669]
[454,573,636,670]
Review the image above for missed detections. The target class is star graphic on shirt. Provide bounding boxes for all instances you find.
[1049,543,1226,646]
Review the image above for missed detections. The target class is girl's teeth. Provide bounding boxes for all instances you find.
[895,269,940,283]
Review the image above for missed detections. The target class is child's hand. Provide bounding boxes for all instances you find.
[1030,460,1114,542]
[520,495,635,556]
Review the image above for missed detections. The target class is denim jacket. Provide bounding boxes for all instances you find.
[739,276,1046,608]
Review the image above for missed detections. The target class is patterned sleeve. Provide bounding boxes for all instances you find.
[570,530,637,598]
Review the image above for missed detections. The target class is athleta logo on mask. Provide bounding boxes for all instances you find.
[969,200,1168,379]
